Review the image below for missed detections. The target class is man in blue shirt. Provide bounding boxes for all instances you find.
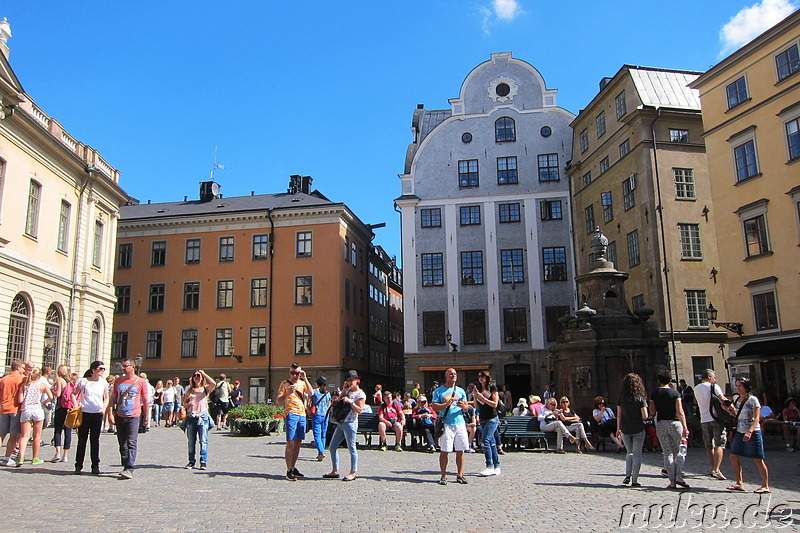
[311,377,332,461]
[431,368,469,485]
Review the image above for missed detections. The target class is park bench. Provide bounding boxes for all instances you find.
[355,412,380,448]
[498,416,550,451]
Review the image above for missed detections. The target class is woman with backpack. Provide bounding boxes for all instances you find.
[323,370,366,481]
[51,365,76,463]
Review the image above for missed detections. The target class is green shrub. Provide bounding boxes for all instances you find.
[227,403,285,436]
[227,403,284,421]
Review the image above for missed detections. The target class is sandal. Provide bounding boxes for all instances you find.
[726,484,745,491]
[342,475,356,481]
[322,473,340,479]
[438,477,447,485]
[675,479,690,489]
[456,475,468,484]
[712,471,727,480]
[754,487,771,494]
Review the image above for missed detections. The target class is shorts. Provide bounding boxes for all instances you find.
[438,423,469,453]
[730,430,765,459]
[285,413,306,441]
[0,412,21,434]
[701,421,727,449]
[380,420,403,431]
[163,402,175,412]
[216,400,231,415]
[20,407,45,423]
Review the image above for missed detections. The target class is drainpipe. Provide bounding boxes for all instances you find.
[66,165,94,369]
[650,109,680,380]
[267,208,275,400]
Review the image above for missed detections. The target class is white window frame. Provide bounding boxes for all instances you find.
[685,289,709,329]
[678,223,702,259]
[25,180,41,238]
[674,168,696,200]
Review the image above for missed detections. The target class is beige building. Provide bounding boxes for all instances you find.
[567,66,728,387]
[0,20,128,373]
[690,11,800,400]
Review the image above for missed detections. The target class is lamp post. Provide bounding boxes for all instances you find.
[705,303,744,336]
[445,331,458,352]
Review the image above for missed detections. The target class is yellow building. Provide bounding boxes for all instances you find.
[0,20,129,373]
[690,10,800,400]
[567,66,728,387]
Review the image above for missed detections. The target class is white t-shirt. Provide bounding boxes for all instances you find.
[38,376,52,404]
[78,378,107,414]
[162,388,176,403]
[694,381,723,423]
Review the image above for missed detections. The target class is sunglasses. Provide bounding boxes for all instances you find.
[121,364,131,368]
[289,371,300,375]
[97,367,106,371]
[194,373,201,377]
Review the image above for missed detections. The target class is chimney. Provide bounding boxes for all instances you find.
[199,181,220,202]
[301,175,312,194]
[0,18,11,59]
[289,175,313,194]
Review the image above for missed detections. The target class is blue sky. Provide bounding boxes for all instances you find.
[2,1,797,262]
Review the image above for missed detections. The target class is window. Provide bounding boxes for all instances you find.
[215,328,233,357]
[251,278,268,307]
[786,117,800,161]
[43,305,61,369]
[421,253,444,286]
[250,327,267,356]
[296,231,312,258]
[181,329,198,358]
[420,208,441,228]
[351,242,357,265]
[580,129,589,153]
[25,180,40,238]
[219,236,234,262]
[252,234,269,260]
[295,325,312,354]
[599,156,609,174]
[249,377,266,405]
[151,241,166,266]
[776,43,799,81]
[623,175,636,210]
[631,294,645,311]
[674,168,696,199]
[596,112,606,138]
[460,205,481,225]
[545,306,570,342]
[463,310,486,345]
[538,153,559,181]
[627,230,640,267]
[679,223,702,259]
[607,241,617,267]
[92,221,103,268]
[601,192,613,223]
[582,172,592,187]
[542,247,567,281]
[57,201,70,252]
[5,295,29,366]
[670,129,689,143]
[734,140,759,182]
[585,205,595,234]
[615,91,627,119]
[344,235,350,261]
[184,282,200,310]
[753,291,779,331]
[743,214,770,257]
[495,116,516,142]
[726,77,748,109]
[458,159,479,187]
[497,156,518,184]
[217,280,234,309]
[185,238,201,264]
[499,202,521,223]
[619,139,630,158]
[295,276,312,304]
[540,200,562,220]
[461,251,483,285]
[500,249,524,283]
[148,284,165,312]
[422,311,445,346]
[118,243,132,268]
[90,319,101,361]
[111,332,127,360]
[685,290,709,328]
[115,285,131,314]
[503,308,527,343]
[145,330,162,359]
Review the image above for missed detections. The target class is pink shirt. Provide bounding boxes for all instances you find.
[185,388,210,417]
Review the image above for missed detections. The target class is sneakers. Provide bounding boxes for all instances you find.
[31,458,44,465]
[622,476,631,485]
[427,446,436,453]
[630,482,642,488]
[316,453,325,462]
[379,445,388,452]
[494,466,501,476]
[291,468,304,478]
[61,456,70,463]
[13,460,23,468]
[438,477,447,485]
[286,469,297,481]
[456,475,468,484]
[91,467,101,475]
[119,469,133,479]
[661,468,669,478]
[479,467,496,477]
[185,462,195,469]
[465,447,476,453]
[0,457,9,466]
[786,444,795,452]
[50,455,62,463]
[394,445,403,452]
[199,462,207,470]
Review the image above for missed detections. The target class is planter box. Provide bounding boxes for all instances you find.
[229,417,284,437]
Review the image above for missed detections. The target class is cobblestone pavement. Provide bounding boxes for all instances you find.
[0,425,798,532]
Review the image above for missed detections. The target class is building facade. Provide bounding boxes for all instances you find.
[397,53,576,397]
[113,176,400,400]
[567,66,728,388]
[690,10,800,400]
[0,21,128,374]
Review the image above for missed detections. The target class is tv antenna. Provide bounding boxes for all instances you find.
[210,145,225,181]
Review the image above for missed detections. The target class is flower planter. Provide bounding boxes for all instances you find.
[229,417,284,436]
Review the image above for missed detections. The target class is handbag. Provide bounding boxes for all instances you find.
[710,390,736,429]
[434,386,457,439]
[330,398,352,423]
[65,406,83,429]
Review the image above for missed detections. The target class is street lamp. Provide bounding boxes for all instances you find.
[445,331,458,352]
[228,345,244,363]
[705,303,744,336]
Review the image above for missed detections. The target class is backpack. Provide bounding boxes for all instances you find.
[60,382,77,409]
[709,393,735,429]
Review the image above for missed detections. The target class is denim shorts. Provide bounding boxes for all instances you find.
[163,402,175,412]
[285,413,306,441]
[0,412,21,434]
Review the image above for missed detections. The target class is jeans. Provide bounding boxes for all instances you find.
[53,407,72,450]
[186,414,209,464]
[656,420,685,484]
[328,420,358,474]
[622,430,645,482]
[116,416,140,470]
[75,412,103,471]
[152,404,163,425]
[418,423,436,449]
[312,414,329,455]
[480,417,500,468]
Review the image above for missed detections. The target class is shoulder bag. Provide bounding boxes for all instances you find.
[65,406,83,429]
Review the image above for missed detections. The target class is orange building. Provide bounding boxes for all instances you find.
[112,176,399,400]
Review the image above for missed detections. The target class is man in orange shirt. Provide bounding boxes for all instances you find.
[276,362,313,481]
[0,361,30,465]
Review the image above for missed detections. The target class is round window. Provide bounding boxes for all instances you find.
[540,126,552,137]
[495,83,511,97]
[461,132,473,143]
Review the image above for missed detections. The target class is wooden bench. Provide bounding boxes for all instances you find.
[498,416,551,451]
[355,412,380,448]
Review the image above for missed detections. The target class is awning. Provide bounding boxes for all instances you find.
[732,337,800,358]
[418,365,490,372]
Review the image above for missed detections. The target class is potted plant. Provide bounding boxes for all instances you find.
[228,404,286,436]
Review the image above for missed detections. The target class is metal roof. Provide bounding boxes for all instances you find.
[629,68,701,110]
[419,109,451,142]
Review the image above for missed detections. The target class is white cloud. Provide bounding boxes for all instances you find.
[480,0,522,34]
[720,0,798,54]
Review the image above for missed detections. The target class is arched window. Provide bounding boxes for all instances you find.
[91,318,101,362]
[5,295,30,366]
[43,305,62,369]
[495,117,516,142]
